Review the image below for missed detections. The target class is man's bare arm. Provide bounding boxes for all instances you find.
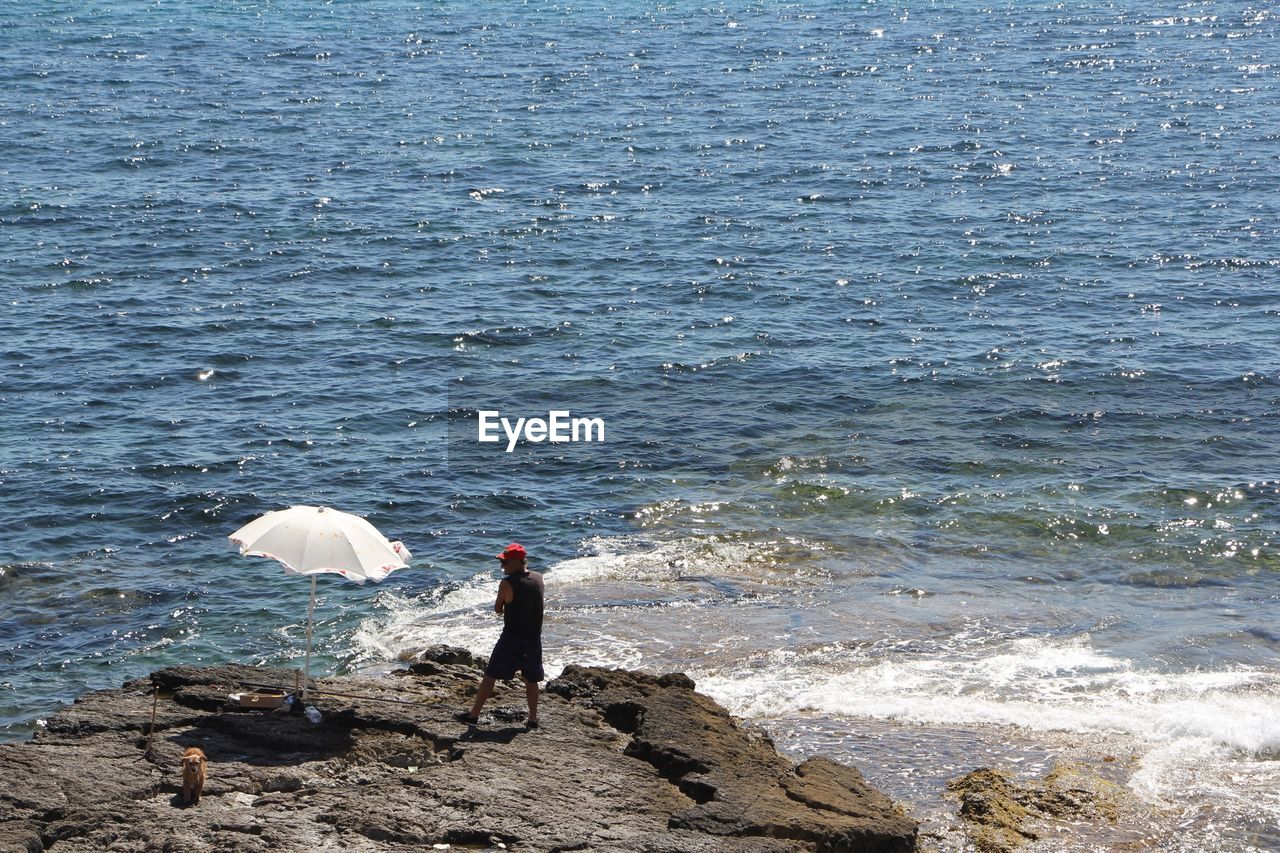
[494,579,514,614]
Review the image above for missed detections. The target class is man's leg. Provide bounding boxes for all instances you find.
[468,676,496,718]
[524,677,539,723]
[522,637,544,726]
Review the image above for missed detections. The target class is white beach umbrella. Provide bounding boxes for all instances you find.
[228,504,411,699]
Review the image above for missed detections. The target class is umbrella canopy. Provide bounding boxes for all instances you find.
[229,505,411,698]
[229,504,410,583]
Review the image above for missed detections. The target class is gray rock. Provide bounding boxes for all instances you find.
[417,644,487,669]
[0,649,917,852]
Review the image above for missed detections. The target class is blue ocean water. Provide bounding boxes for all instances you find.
[3,1,1279,847]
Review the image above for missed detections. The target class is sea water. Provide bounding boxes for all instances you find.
[2,2,1278,848]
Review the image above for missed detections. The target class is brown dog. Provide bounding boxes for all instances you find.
[180,747,207,805]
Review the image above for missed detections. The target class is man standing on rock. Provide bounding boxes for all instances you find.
[455,543,545,728]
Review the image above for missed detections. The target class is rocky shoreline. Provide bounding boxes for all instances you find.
[0,647,918,852]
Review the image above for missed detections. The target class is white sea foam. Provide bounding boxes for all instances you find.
[510,534,795,589]
[351,580,500,662]
[694,633,1280,823]
[696,637,1280,757]
[350,536,765,669]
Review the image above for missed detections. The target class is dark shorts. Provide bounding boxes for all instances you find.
[484,634,545,682]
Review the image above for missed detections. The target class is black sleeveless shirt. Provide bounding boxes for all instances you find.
[502,570,544,639]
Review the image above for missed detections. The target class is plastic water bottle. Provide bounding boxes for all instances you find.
[305,706,322,724]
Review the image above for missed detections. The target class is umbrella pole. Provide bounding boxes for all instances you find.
[302,575,317,703]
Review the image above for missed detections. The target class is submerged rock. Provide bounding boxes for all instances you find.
[947,768,1036,852]
[948,762,1131,852]
[0,649,917,852]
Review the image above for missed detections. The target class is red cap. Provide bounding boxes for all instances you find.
[496,543,527,561]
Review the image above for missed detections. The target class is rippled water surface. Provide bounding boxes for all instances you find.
[3,1,1279,848]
